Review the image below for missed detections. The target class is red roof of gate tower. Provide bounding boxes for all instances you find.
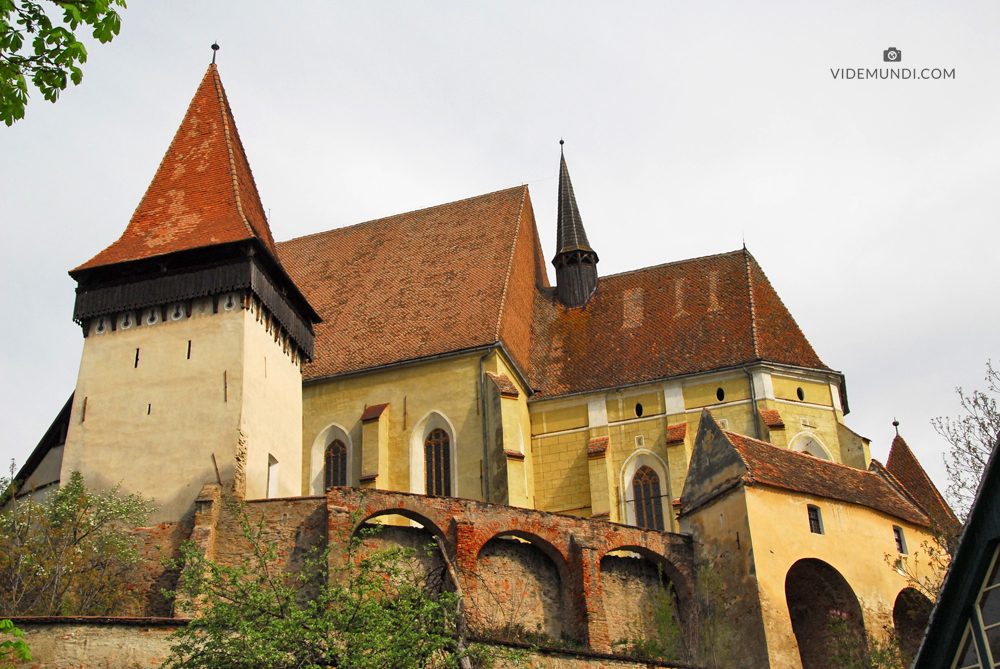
[74,64,279,272]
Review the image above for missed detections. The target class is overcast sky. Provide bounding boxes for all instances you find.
[2,1,998,500]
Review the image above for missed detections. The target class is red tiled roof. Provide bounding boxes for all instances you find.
[360,403,389,422]
[278,187,547,382]
[666,423,687,444]
[759,409,785,429]
[529,249,829,397]
[486,373,520,398]
[75,65,279,271]
[724,430,930,526]
[886,435,961,535]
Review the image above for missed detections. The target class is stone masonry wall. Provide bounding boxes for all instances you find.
[8,619,691,669]
[473,536,568,641]
[601,554,674,646]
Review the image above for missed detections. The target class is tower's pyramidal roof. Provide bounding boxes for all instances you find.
[554,147,595,258]
[74,64,279,272]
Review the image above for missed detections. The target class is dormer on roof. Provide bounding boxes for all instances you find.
[552,143,599,308]
[68,64,320,358]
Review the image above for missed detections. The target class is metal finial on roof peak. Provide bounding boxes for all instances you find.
[211,43,220,64]
[892,418,900,436]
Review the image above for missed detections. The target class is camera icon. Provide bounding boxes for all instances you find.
[883,47,901,63]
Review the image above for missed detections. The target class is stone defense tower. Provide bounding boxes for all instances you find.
[61,64,320,523]
[552,144,599,307]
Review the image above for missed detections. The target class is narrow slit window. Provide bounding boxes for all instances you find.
[893,525,907,554]
[267,455,279,499]
[807,505,823,534]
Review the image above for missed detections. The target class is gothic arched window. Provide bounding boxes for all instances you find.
[424,428,451,496]
[324,439,347,489]
[632,466,665,531]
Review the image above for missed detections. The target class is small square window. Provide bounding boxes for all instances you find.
[717,418,729,430]
[893,526,908,554]
[807,505,823,535]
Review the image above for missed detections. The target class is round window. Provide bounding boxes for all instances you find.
[635,403,643,418]
[171,304,183,321]
[146,309,159,325]
[95,318,107,335]
[224,294,238,311]
[120,313,133,330]
[716,387,725,402]
[797,387,805,401]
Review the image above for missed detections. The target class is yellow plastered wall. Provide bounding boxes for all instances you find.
[62,296,300,524]
[301,351,485,500]
[486,354,534,507]
[530,404,588,435]
[606,391,663,423]
[743,487,939,667]
[531,430,591,515]
[525,369,855,524]
[772,376,832,405]
[684,377,751,409]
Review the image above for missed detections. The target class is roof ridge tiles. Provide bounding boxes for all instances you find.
[212,66,256,241]
[597,248,747,281]
[744,247,761,359]
[281,185,530,246]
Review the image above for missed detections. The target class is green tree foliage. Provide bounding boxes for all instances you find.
[0,0,126,126]
[0,469,154,616]
[933,360,1000,521]
[163,499,502,669]
[0,619,31,667]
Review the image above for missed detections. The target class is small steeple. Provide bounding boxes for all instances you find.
[552,141,599,307]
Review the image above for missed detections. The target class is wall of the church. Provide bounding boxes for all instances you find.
[527,365,850,530]
[742,486,939,669]
[301,349,535,506]
[303,351,484,499]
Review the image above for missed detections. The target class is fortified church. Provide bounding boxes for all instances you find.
[14,64,960,668]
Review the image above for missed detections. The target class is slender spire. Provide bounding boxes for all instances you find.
[555,141,595,256]
[552,142,599,307]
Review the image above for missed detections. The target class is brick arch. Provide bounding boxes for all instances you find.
[328,490,457,557]
[354,507,449,546]
[477,529,570,574]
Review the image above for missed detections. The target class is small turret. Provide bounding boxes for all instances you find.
[553,142,598,307]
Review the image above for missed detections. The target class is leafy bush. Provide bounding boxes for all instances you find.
[0,470,154,616]
[0,619,31,667]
